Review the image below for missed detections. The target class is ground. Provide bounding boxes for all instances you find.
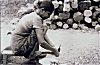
[1,22,100,65]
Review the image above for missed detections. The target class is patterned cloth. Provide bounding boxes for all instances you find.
[11,30,39,59]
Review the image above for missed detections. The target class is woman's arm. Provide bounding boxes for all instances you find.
[35,28,59,57]
[43,26,55,47]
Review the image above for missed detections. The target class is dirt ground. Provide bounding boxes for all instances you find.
[1,22,100,65]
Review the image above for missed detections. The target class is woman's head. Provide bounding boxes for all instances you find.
[36,1,54,19]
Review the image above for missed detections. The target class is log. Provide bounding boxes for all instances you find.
[52,0,59,8]
[73,12,83,22]
[66,18,73,25]
[71,0,78,8]
[63,3,70,12]
[95,24,100,31]
[49,24,57,30]
[84,10,92,17]
[84,17,92,23]
[92,21,97,27]
[56,21,63,27]
[63,23,69,29]
[72,23,78,29]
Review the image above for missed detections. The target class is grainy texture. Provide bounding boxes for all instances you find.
[1,0,100,65]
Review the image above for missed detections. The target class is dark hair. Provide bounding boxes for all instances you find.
[39,1,54,13]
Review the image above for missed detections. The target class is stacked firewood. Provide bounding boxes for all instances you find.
[45,0,100,31]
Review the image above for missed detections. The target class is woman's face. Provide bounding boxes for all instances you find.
[41,11,51,19]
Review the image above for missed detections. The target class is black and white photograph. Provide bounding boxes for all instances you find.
[0,0,100,65]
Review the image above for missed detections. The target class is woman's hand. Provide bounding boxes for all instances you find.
[52,47,59,57]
